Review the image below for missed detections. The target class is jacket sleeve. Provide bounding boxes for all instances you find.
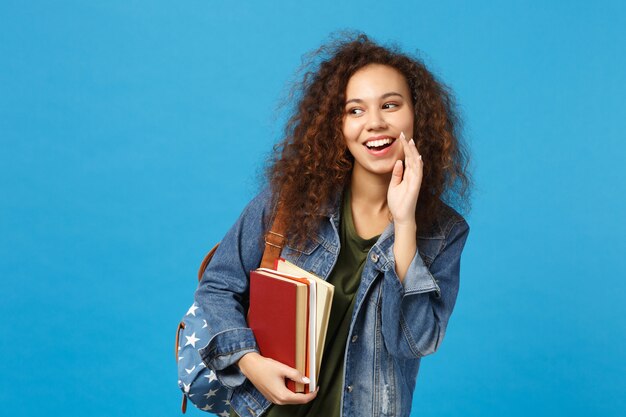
[195,188,271,389]
[380,218,470,359]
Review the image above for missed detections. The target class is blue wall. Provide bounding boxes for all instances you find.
[1,1,624,416]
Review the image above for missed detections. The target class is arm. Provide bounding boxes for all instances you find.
[194,189,270,388]
[384,133,468,358]
[381,218,470,359]
[194,188,318,404]
[387,134,421,282]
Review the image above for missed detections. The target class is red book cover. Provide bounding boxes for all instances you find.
[260,269,313,393]
[248,269,308,392]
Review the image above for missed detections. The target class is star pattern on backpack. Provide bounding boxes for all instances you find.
[177,303,230,415]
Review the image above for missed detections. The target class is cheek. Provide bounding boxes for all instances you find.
[342,119,359,140]
[396,111,414,130]
[404,112,415,133]
[341,118,349,137]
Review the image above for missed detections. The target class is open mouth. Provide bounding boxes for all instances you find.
[365,138,395,151]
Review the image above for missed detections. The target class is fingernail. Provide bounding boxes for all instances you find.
[302,376,310,384]
[409,139,415,145]
[400,132,406,140]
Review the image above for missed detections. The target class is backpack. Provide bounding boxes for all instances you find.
[175,208,286,414]
[176,244,230,414]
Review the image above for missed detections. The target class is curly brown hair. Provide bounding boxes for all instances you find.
[266,33,471,248]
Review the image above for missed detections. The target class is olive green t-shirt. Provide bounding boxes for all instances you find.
[233,188,379,417]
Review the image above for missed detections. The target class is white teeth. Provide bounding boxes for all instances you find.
[365,138,393,148]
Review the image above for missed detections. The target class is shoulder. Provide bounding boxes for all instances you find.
[224,185,276,233]
[250,185,272,205]
[238,185,279,216]
[216,186,277,255]
[415,201,469,263]
[418,199,469,240]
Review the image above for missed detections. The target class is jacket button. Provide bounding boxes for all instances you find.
[370,253,379,263]
[351,335,358,343]
[347,385,353,393]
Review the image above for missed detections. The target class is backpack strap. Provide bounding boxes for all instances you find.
[197,203,287,280]
[197,244,219,282]
[260,202,287,269]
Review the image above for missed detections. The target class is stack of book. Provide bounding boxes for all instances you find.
[247,259,334,393]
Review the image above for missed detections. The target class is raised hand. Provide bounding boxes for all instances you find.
[387,132,423,226]
[238,352,318,405]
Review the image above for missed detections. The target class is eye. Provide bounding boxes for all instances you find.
[347,107,364,116]
[382,102,399,110]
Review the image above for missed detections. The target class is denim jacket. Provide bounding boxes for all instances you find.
[196,187,469,417]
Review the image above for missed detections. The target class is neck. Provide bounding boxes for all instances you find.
[349,164,390,214]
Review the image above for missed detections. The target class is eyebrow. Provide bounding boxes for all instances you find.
[345,92,404,105]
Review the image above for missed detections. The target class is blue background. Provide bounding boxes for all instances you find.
[1,1,624,416]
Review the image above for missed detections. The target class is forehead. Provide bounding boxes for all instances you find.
[345,64,410,99]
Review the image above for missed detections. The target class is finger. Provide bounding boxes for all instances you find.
[400,132,411,163]
[288,387,319,404]
[404,140,421,182]
[405,138,419,167]
[280,363,310,385]
[272,381,318,405]
[399,134,414,176]
[389,160,403,186]
[409,138,422,165]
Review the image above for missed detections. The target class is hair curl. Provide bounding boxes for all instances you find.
[266,32,472,248]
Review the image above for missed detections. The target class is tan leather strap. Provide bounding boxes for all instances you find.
[175,322,185,361]
[260,202,287,269]
[176,322,188,413]
[197,243,220,282]
[260,230,285,269]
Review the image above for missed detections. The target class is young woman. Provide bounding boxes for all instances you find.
[194,34,471,417]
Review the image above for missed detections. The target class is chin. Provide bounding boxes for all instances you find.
[366,163,397,176]
[352,155,402,177]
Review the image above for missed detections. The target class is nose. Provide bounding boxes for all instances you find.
[366,109,388,131]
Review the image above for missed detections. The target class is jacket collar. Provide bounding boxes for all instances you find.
[322,187,447,240]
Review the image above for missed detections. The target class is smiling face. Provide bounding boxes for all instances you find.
[342,64,415,178]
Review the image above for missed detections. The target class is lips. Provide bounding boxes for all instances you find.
[365,138,394,149]
[363,135,397,156]
[363,135,397,155]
